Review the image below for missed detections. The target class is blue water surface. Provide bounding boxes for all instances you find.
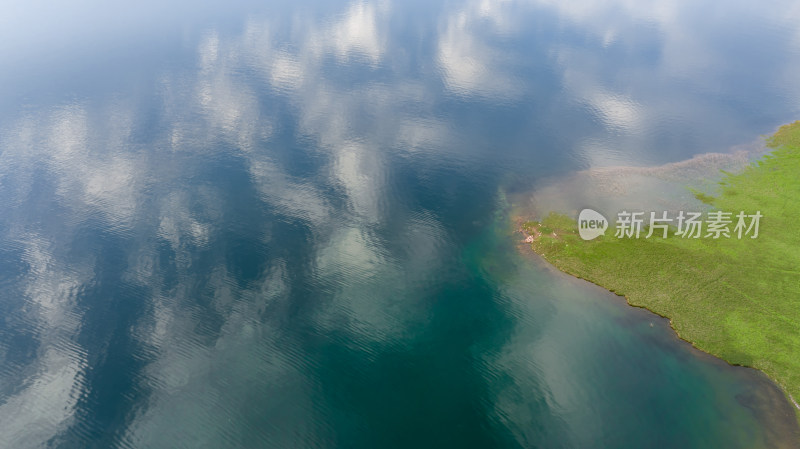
[1,0,799,447]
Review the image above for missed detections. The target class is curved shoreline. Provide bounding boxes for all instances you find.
[513,122,800,435]
[518,217,800,415]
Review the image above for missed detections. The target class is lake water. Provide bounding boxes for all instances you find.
[1,0,799,447]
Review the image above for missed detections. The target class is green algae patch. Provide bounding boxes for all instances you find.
[524,121,800,421]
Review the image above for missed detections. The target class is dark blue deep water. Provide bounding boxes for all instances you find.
[1,1,799,447]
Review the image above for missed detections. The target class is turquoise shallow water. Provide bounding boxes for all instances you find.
[1,0,799,447]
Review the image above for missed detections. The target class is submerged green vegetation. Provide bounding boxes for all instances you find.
[523,121,800,420]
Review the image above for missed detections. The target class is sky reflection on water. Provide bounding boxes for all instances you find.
[1,0,799,447]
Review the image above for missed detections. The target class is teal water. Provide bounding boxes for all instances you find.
[1,0,799,447]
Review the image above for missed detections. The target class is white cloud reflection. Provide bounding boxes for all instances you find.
[436,1,524,99]
[0,236,90,448]
[326,2,387,64]
[1,0,800,445]
[0,1,450,445]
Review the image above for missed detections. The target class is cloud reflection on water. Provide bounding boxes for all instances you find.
[0,0,800,446]
[1,2,450,446]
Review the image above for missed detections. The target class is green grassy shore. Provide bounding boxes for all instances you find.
[523,121,800,421]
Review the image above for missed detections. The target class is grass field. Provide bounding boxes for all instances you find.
[523,121,800,421]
